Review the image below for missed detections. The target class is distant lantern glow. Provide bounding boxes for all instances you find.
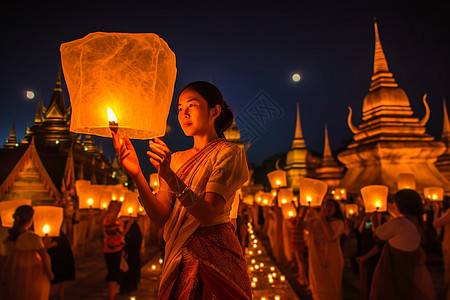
[292,73,301,82]
[26,90,35,99]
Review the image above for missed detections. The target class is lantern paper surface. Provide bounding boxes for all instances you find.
[0,199,32,228]
[278,188,294,207]
[299,178,328,207]
[120,191,140,217]
[281,203,297,219]
[397,173,416,190]
[149,173,160,192]
[33,206,63,237]
[333,188,347,200]
[361,185,388,212]
[100,189,112,209]
[261,192,274,206]
[267,170,287,188]
[77,185,103,209]
[60,32,177,139]
[424,186,444,201]
[110,184,126,202]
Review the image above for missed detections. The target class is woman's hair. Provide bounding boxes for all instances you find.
[8,205,34,242]
[179,81,234,137]
[394,189,424,228]
[325,199,345,221]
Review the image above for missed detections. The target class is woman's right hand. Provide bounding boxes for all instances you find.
[112,131,141,178]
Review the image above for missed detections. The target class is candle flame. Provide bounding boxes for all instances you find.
[432,194,438,200]
[349,209,354,214]
[107,107,118,122]
[306,195,312,202]
[288,211,294,217]
[128,207,133,214]
[43,224,50,235]
[102,203,107,209]
[87,198,93,206]
[375,201,381,208]
[276,180,281,186]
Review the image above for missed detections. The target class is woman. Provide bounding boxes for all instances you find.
[306,199,345,300]
[432,197,450,299]
[102,200,132,300]
[288,206,308,285]
[0,205,54,300]
[357,189,435,300]
[113,81,251,299]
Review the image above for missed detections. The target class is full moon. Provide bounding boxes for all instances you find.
[26,90,35,99]
[292,73,301,82]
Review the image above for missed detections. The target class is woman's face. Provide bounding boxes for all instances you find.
[178,89,217,137]
[324,201,336,218]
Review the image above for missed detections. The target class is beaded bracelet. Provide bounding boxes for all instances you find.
[173,185,190,199]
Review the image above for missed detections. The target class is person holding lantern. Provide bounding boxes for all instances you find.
[112,81,251,299]
[0,205,54,300]
[357,189,435,300]
[432,196,450,299]
[305,199,345,300]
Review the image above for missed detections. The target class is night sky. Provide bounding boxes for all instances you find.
[1,1,449,176]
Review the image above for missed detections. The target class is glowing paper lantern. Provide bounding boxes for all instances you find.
[229,189,241,218]
[332,188,347,200]
[261,192,274,206]
[149,173,160,192]
[278,188,294,207]
[397,173,416,190]
[346,204,359,218]
[77,185,103,209]
[360,185,388,212]
[298,178,328,207]
[120,191,139,217]
[424,187,444,201]
[267,170,287,188]
[255,191,264,205]
[110,184,126,202]
[33,206,63,237]
[281,203,297,219]
[0,200,32,228]
[243,194,254,205]
[60,32,177,139]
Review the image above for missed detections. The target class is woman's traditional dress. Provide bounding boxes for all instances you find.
[307,218,344,300]
[1,231,50,300]
[158,138,252,299]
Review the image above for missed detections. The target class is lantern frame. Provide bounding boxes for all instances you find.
[33,206,64,237]
[423,186,444,201]
[345,204,359,219]
[298,178,328,207]
[397,173,416,191]
[281,203,297,219]
[267,170,287,189]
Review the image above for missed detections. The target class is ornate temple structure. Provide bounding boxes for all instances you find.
[337,22,449,194]
[315,125,344,188]
[435,100,450,181]
[0,68,120,255]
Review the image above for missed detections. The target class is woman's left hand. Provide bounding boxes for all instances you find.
[147,137,172,179]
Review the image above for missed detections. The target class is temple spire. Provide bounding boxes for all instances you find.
[442,98,450,143]
[291,102,306,149]
[323,125,332,159]
[34,96,45,125]
[4,114,18,148]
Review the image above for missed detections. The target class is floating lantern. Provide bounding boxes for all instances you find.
[267,170,287,188]
[424,186,444,201]
[255,191,264,205]
[120,191,139,217]
[33,206,63,237]
[261,192,273,206]
[360,185,388,212]
[397,173,416,190]
[281,203,297,219]
[149,173,160,192]
[346,204,359,218]
[60,32,177,139]
[229,189,241,218]
[0,199,32,227]
[77,184,103,209]
[333,188,347,200]
[243,194,254,205]
[298,178,328,207]
[278,188,294,206]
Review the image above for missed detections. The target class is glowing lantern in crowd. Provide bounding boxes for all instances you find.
[149,173,160,192]
[346,204,359,218]
[110,184,126,202]
[120,191,140,217]
[100,189,112,210]
[33,206,63,237]
[267,170,287,188]
[230,189,241,219]
[424,187,444,201]
[278,188,294,207]
[261,193,273,206]
[397,173,416,190]
[281,203,297,219]
[332,188,347,200]
[77,184,103,209]
[255,191,264,205]
[60,32,177,139]
[298,178,328,207]
[243,194,254,205]
[361,185,388,212]
[0,200,32,227]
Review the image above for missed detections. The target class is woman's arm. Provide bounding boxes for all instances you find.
[318,211,337,241]
[37,248,54,281]
[433,207,450,228]
[355,244,380,264]
[112,133,172,227]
